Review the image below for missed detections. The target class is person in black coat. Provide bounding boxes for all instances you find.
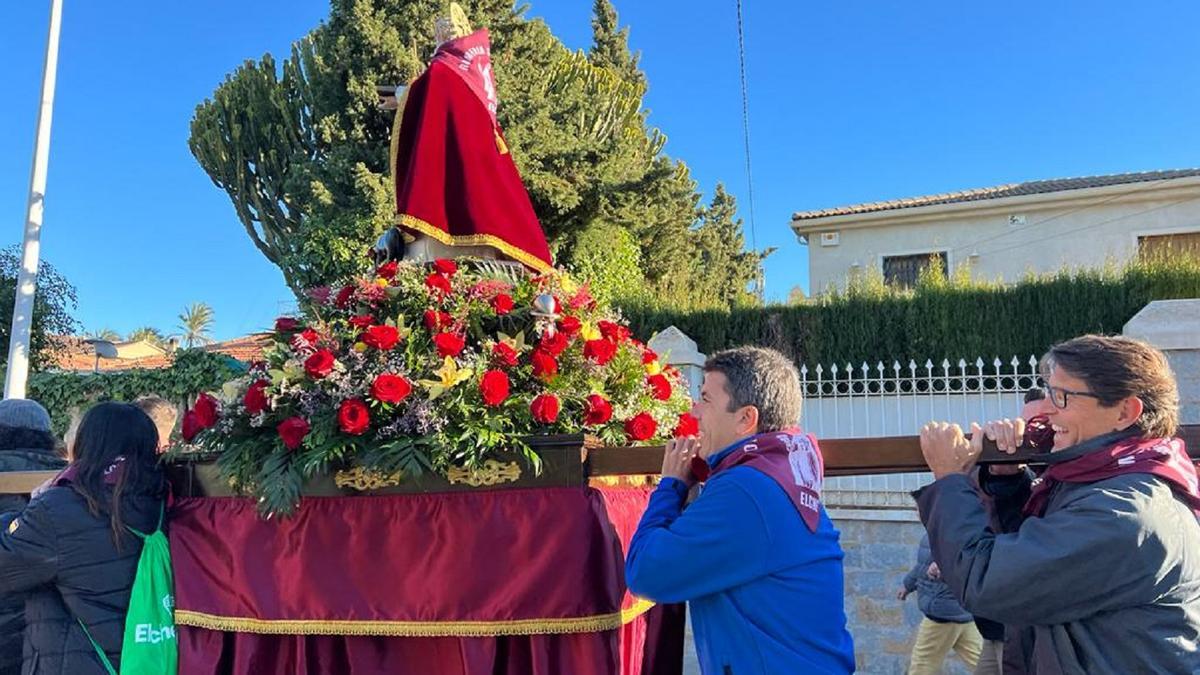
[0,399,67,675]
[0,402,165,675]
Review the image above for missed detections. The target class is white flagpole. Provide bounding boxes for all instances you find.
[5,0,64,399]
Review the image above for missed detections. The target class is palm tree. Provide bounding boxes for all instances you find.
[127,326,165,347]
[176,303,215,348]
[87,327,122,342]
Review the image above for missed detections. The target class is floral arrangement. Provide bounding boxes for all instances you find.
[179,258,695,515]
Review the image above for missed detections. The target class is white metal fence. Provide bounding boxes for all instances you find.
[805,356,1041,508]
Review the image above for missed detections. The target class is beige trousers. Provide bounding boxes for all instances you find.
[906,617,983,675]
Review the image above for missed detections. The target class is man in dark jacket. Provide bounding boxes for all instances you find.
[899,533,981,674]
[0,400,66,675]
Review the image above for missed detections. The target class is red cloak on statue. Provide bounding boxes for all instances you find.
[391,29,554,273]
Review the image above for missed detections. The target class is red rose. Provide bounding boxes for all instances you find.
[348,315,374,329]
[304,349,336,379]
[274,317,300,333]
[434,332,466,357]
[425,272,453,297]
[583,339,617,365]
[493,342,519,367]
[642,348,659,365]
[598,320,631,344]
[376,260,399,279]
[423,309,453,331]
[371,373,412,404]
[181,410,203,443]
[558,316,581,336]
[673,413,700,438]
[277,416,310,450]
[363,325,401,351]
[539,331,569,357]
[338,399,371,435]
[530,394,560,424]
[531,349,558,381]
[243,380,270,415]
[492,293,514,315]
[647,374,672,401]
[433,258,458,276]
[624,412,658,442]
[193,393,219,428]
[335,285,355,308]
[480,370,511,407]
[583,394,613,426]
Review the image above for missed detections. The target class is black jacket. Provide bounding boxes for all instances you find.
[0,428,66,675]
[0,482,161,675]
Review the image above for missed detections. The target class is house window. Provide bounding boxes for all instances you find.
[882,252,948,288]
[1138,232,1200,260]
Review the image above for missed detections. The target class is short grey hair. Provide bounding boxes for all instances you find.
[703,346,803,432]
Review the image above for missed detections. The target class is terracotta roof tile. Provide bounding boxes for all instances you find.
[791,169,1200,222]
[47,334,273,373]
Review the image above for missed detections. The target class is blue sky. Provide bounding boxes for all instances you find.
[2,1,1199,341]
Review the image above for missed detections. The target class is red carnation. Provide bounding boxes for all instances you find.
[274,317,300,333]
[647,374,672,401]
[625,412,658,442]
[539,331,569,357]
[433,258,458,276]
[492,293,514,316]
[299,328,319,345]
[363,325,401,351]
[583,339,617,366]
[531,349,559,381]
[425,272,453,298]
[335,285,355,308]
[424,309,453,331]
[434,332,466,358]
[558,316,581,336]
[181,411,203,443]
[348,315,374,329]
[277,416,311,450]
[480,370,511,407]
[304,349,336,379]
[642,348,659,365]
[243,380,271,415]
[493,342,519,367]
[598,320,631,344]
[531,394,560,424]
[193,393,220,428]
[673,413,700,438]
[583,394,613,426]
[338,399,371,436]
[376,260,399,279]
[371,373,412,405]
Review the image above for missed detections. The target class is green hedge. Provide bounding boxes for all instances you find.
[25,349,245,437]
[622,256,1200,365]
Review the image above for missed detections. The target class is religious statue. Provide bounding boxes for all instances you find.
[374,3,553,274]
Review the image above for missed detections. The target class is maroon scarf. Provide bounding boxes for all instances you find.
[704,430,825,533]
[431,29,498,127]
[1023,435,1200,518]
[54,455,125,487]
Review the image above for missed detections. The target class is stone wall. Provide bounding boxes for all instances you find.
[833,508,974,675]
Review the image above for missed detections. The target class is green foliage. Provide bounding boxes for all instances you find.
[623,256,1200,365]
[563,221,646,306]
[127,326,167,347]
[177,303,215,348]
[188,0,763,309]
[0,246,80,371]
[25,349,244,438]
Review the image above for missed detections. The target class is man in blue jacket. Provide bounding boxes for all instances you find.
[626,346,855,674]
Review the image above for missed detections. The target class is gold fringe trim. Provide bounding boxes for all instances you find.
[396,212,554,274]
[388,80,414,182]
[174,603,653,637]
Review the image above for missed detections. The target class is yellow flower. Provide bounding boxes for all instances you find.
[375,277,390,287]
[353,342,369,353]
[580,322,602,341]
[417,356,474,400]
[645,360,662,376]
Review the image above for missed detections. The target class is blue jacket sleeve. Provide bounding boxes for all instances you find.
[625,472,773,603]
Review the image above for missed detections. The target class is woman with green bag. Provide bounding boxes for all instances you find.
[0,402,168,674]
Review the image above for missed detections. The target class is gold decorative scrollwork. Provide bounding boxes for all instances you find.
[334,467,403,491]
[446,460,521,487]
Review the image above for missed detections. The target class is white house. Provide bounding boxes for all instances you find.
[790,169,1200,294]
